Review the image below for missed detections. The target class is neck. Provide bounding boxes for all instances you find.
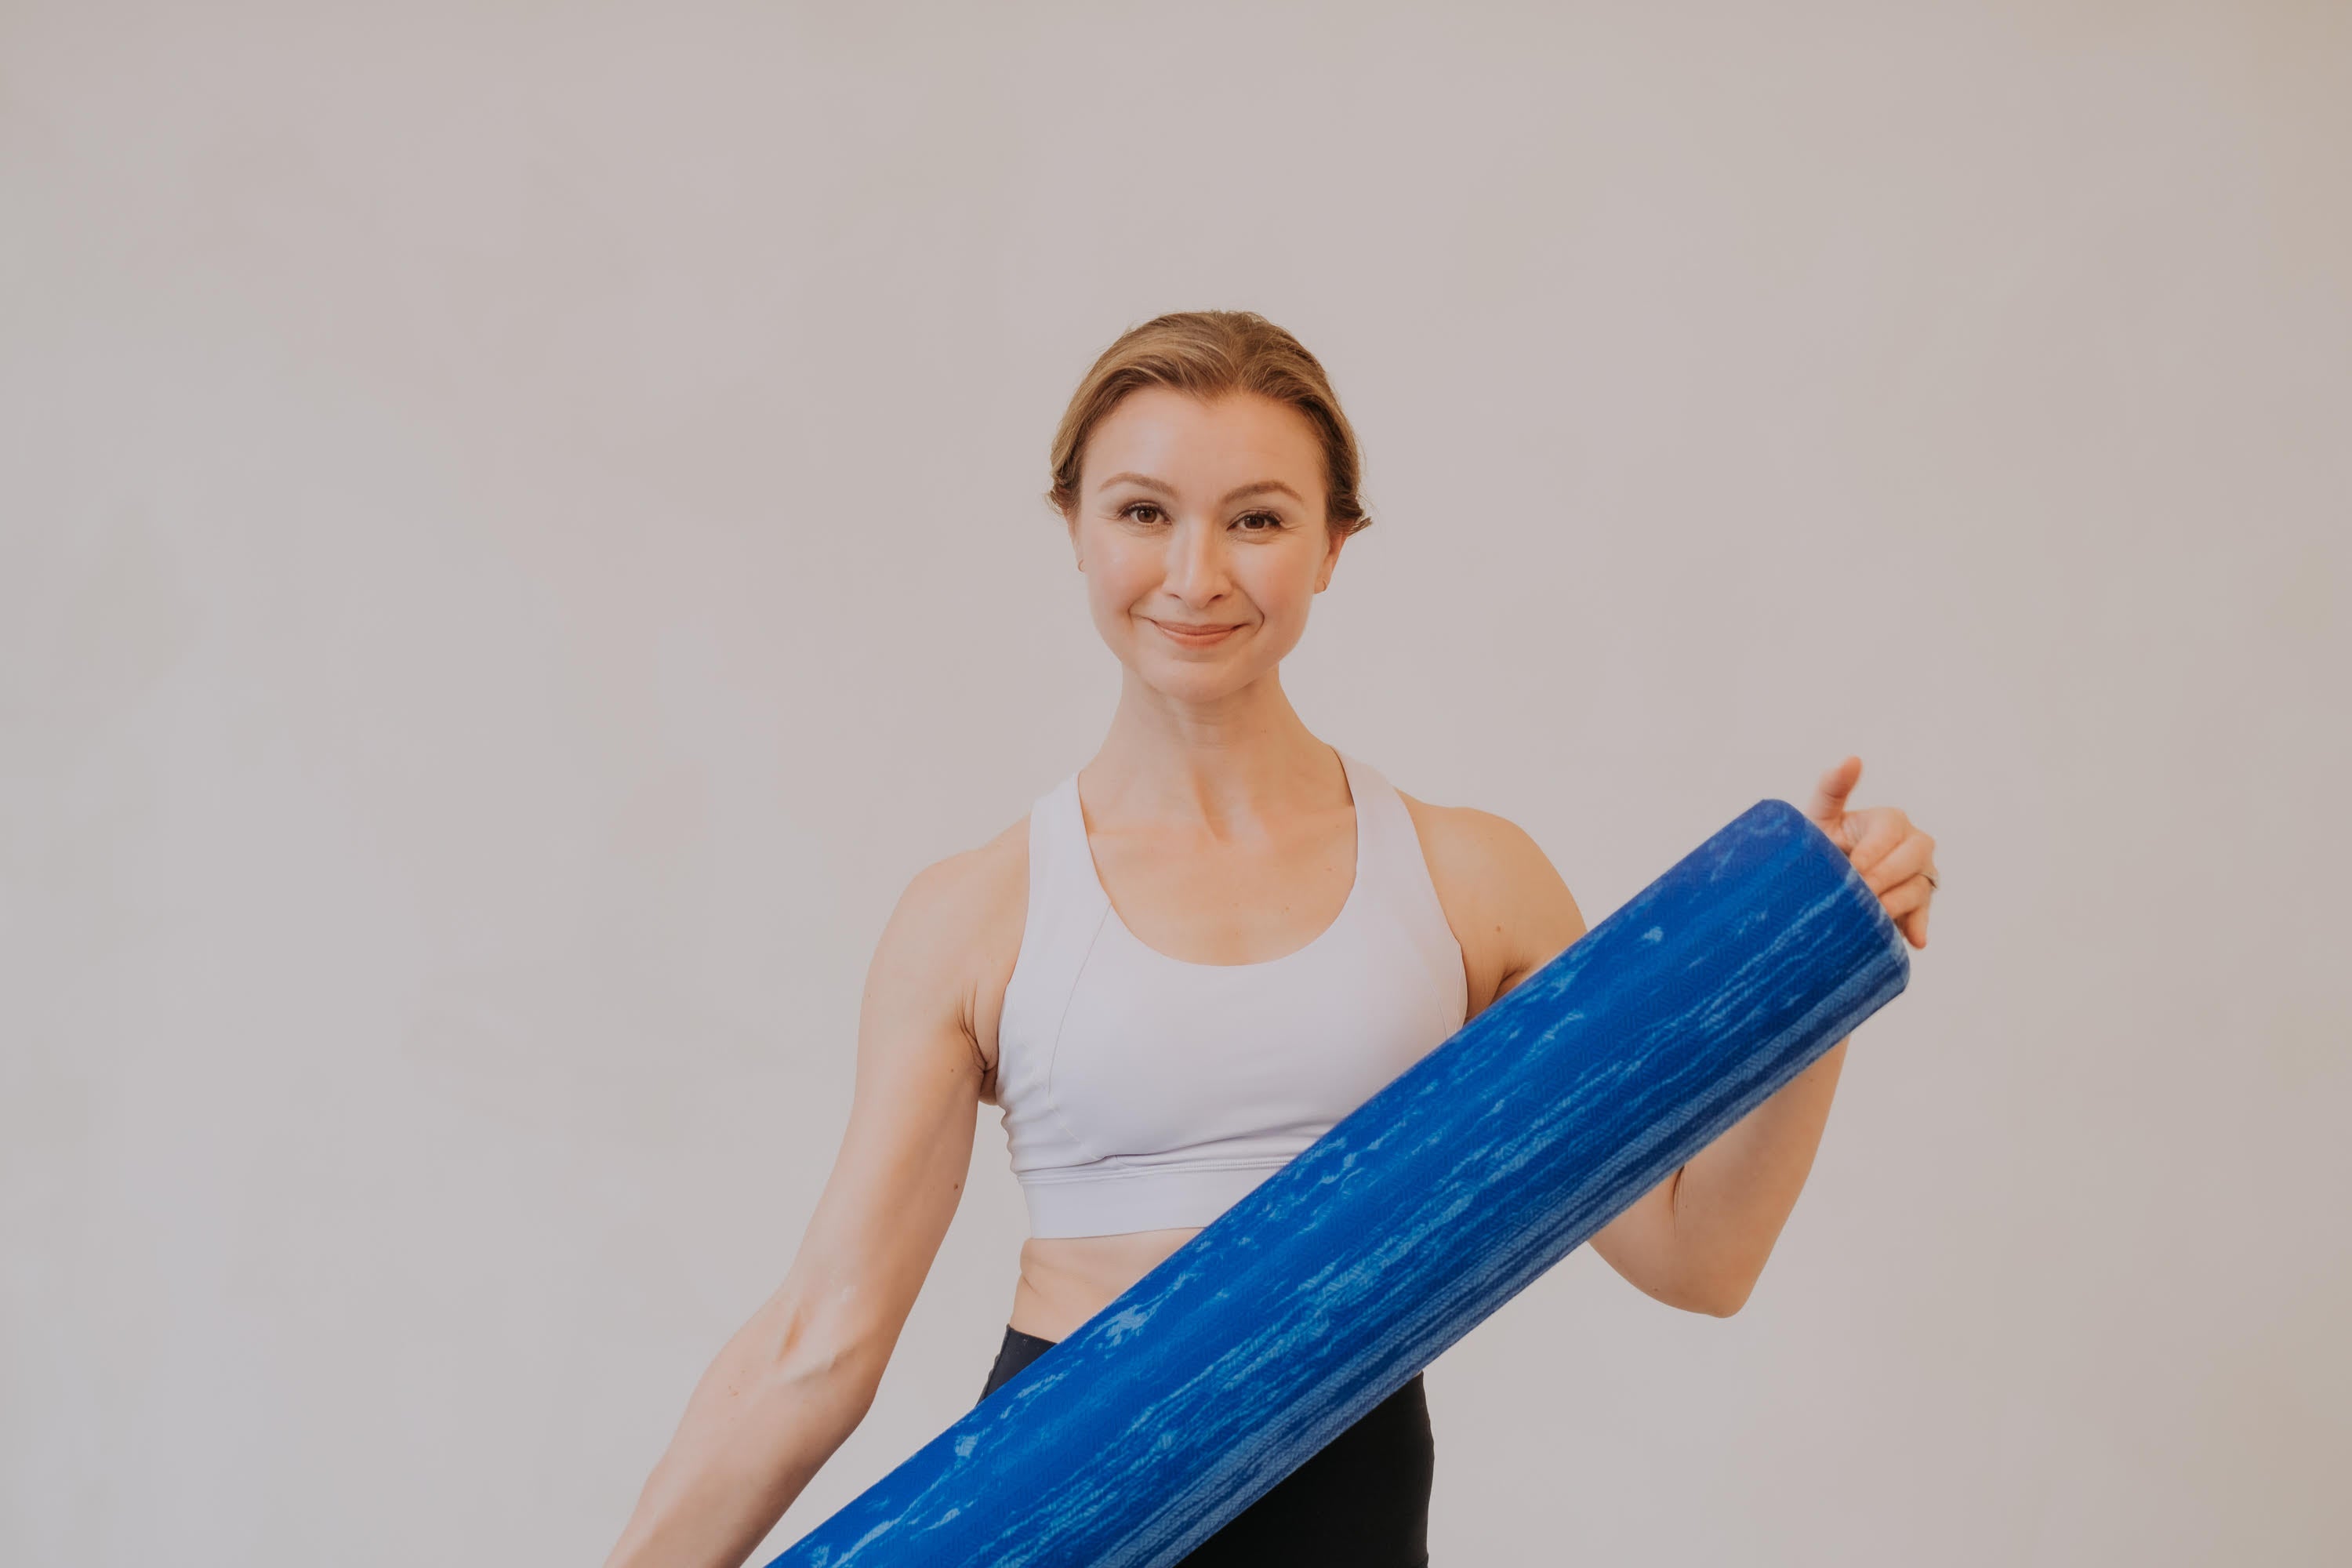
[1082,664,1343,828]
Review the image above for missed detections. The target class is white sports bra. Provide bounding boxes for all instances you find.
[993,750,1469,1239]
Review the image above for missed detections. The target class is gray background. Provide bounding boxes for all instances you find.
[4,2,2346,1563]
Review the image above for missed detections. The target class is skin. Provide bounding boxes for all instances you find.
[601,387,1939,1568]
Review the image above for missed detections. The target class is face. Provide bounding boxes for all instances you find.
[1066,388,1346,704]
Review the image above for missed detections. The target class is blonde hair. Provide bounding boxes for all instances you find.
[1047,310,1372,538]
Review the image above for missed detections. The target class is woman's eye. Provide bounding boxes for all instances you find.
[1120,502,1166,524]
[1235,511,1283,532]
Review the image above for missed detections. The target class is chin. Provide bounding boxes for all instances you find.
[1139,659,1261,702]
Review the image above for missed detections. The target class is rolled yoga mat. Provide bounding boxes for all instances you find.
[771,798,1911,1567]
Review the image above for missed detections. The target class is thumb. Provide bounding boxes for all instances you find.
[1805,755,1863,829]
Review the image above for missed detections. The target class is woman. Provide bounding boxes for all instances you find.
[602,311,1939,1567]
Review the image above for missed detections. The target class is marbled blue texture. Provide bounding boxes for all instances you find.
[770,800,1910,1567]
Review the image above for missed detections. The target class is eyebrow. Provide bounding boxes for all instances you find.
[1097,474,1308,506]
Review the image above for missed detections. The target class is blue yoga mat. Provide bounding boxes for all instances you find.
[771,798,1910,1567]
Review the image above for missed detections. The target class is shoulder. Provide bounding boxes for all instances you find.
[1396,789,1587,1010]
[877,811,1027,998]
[1396,793,1548,881]
[891,812,1028,942]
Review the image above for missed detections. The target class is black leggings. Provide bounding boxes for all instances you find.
[978,1325,1434,1566]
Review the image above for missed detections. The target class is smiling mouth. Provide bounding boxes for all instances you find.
[1149,619,1243,644]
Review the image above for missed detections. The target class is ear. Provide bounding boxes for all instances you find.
[1313,526,1349,592]
[1064,506,1083,570]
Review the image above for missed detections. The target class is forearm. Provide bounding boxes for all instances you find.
[603,1305,882,1568]
[1657,1035,1849,1315]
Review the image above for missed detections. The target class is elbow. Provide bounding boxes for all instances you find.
[1687,1278,1755,1318]
[1654,1266,1759,1319]
[772,1323,889,1423]
[740,1298,892,1432]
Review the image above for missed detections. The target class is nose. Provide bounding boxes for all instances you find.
[1163,514,1232,608]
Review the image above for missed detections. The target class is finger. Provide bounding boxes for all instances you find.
[1878,873,1935,920]
[1860,828,1936,896]
[1883,877,1933,950]
[1805,755,1863,825]
[1846,809,1913,880]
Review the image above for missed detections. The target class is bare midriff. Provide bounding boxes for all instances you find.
[1009,1228,1204,1341]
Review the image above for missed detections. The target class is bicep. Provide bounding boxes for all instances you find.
[1474,814,1588,1004]
[1485,830,1684,1295]
[1454,815,1680,1287]
[768,863,989,1374]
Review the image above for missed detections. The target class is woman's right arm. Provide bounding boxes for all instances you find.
[601,848,1011,1568]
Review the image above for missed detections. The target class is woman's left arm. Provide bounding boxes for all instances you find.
[1421,756,1936,1319]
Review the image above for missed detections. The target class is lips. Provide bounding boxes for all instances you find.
[1149,619,1243,644]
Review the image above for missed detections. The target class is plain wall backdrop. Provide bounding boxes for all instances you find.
[4,2,2347,1563]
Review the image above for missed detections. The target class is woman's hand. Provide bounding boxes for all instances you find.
[1806,756,1937,949]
